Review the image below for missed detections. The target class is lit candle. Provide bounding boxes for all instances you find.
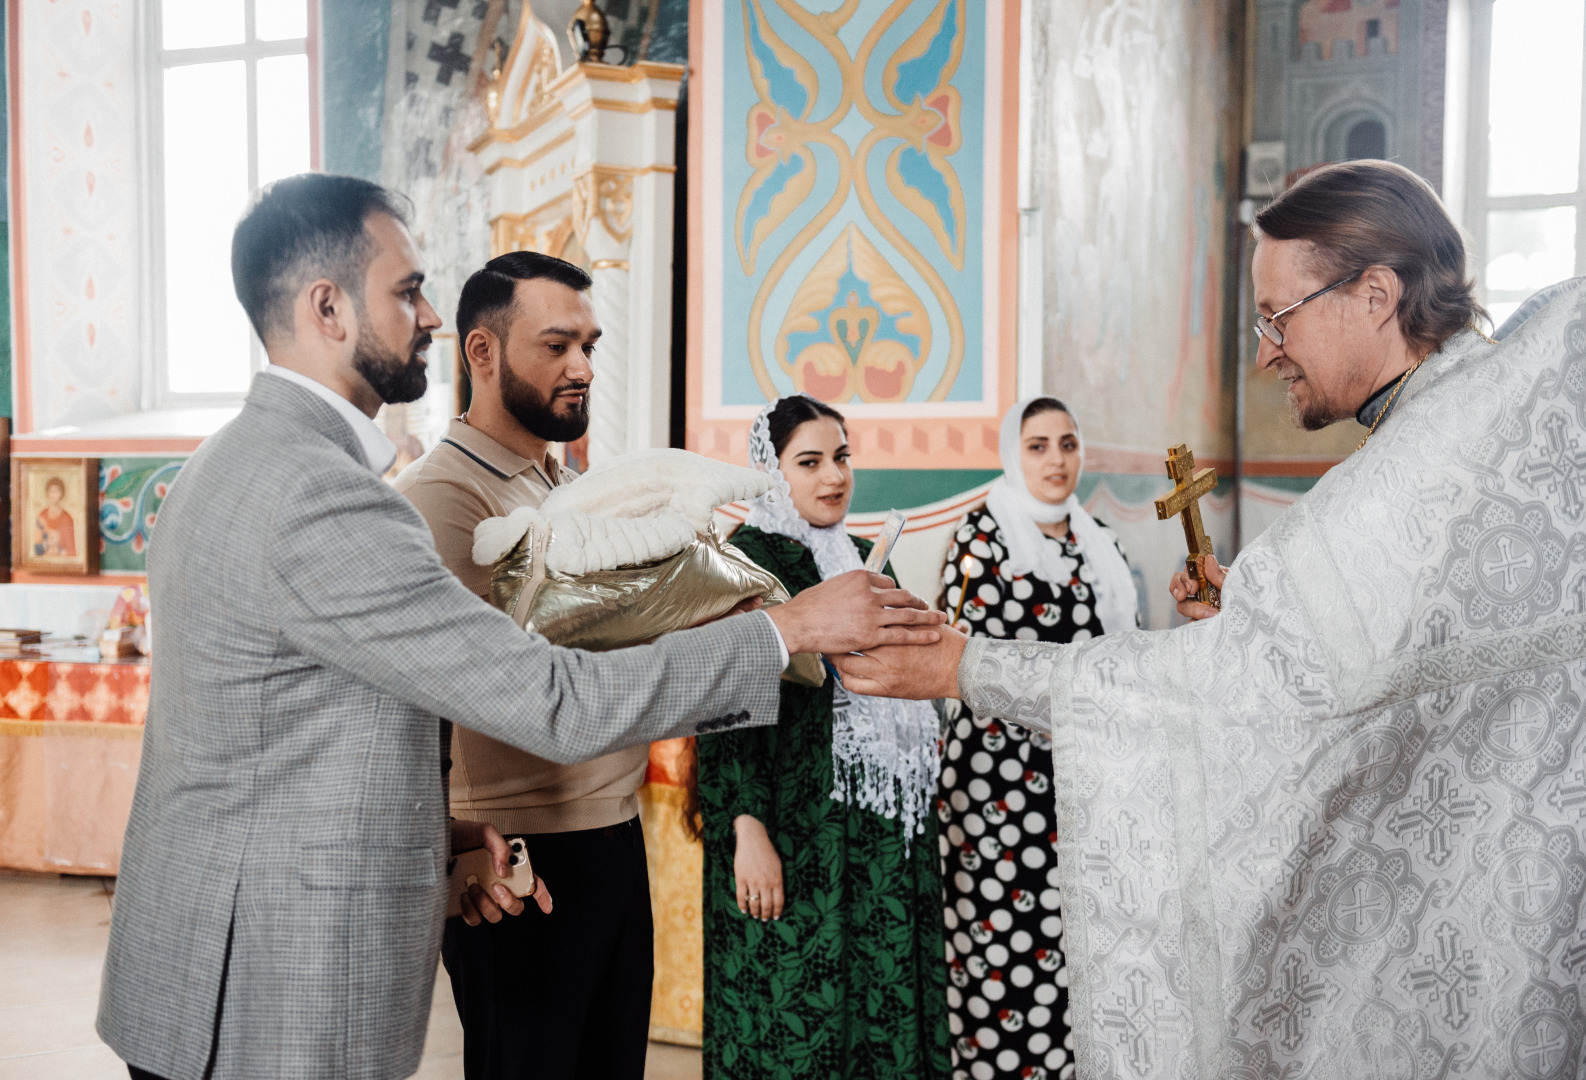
[951,554,975,626]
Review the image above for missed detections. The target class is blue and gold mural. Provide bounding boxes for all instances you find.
[725,0,984,407]
[97,458,183,573]
[691,0,1018,472]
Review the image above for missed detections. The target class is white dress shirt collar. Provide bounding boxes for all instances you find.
[263,365,397,475]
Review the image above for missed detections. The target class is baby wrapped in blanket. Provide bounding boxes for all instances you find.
[471,448,823,684]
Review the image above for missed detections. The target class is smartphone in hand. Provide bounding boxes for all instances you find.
[864,510,908,574]
[446,836,536,919]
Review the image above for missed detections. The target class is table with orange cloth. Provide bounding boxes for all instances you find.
[0,645,149,875]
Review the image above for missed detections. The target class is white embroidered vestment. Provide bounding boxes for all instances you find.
[957,280,1586,1079]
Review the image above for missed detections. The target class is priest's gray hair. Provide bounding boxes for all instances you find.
[1254,160,1485,357]
[230,173,414,342]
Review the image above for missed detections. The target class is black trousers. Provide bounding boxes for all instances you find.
[442,815,654,1080]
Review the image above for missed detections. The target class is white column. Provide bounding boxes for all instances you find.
[587,265,631,463]
[574,168,636,465]
[625,167,677,452]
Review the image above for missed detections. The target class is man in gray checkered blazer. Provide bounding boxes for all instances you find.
[96,174,942,1080]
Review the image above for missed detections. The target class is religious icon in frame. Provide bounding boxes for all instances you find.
[11,457,99,575]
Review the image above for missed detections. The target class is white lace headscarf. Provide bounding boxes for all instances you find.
[983,397,1139,634]
[743,396,940,846]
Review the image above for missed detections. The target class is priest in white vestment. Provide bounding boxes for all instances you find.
[835,160,1586,1079]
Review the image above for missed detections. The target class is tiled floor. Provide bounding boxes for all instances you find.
[0,870,701,1080]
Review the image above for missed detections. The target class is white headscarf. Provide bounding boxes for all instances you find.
[983,397,1139,634]
[743,396,940,845]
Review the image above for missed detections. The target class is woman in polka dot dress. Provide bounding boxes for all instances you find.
[935,398,1139,1080]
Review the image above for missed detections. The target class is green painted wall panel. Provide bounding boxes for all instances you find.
[849,469,1000,513]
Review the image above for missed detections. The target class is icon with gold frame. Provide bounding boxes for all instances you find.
[11,458,99,576]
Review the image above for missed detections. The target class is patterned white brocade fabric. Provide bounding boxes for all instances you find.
[957,279,1586,1079]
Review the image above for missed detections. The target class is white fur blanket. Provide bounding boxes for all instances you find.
[471,448,771,575]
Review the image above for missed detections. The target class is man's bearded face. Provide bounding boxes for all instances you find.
[1268,355,1348,431]
[499,347,590,443]
[347,212,438,407]
[353,315,431,405]
[1252,238,1366,431]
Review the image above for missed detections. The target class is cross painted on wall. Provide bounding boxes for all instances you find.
[422,0,461,25]
[428,32,472,85]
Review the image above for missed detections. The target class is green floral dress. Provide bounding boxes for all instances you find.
[698,525,951,1080]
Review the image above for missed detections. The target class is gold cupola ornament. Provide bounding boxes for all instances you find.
[567,2,611,63]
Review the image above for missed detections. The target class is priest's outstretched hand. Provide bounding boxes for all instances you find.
[1168,554,1227,621]
[828,625,968,699]
[763,570,947,656]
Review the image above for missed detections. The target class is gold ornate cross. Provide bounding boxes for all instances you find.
[1154,443,1220,608]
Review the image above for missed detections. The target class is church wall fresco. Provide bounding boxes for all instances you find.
[1029,0,1239,457]
[322,0,392,183]
[1016,0,1244,629]
[1254,0,1445,191]
[645,0,690,65]
[10,0,143,435]
[382,0,523,418]
[687,0,1021,473]
[96,457,183,574]
[687,0,1037,624]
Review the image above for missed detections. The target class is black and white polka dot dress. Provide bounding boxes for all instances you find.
[935,505,1129,1080]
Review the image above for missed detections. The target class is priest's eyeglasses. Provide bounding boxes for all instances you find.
[1252,271,1362,347]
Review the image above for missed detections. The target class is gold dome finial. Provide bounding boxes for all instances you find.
[568,2,611,63]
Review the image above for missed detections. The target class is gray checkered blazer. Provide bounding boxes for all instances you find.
[97,374,781,1080]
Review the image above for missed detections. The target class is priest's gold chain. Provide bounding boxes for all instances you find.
[1356,325,1498,452]
[1355,359,1424,452]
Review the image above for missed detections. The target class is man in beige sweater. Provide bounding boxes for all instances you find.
[393,252,652,1080]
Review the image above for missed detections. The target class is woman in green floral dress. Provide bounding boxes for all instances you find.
[697,395,950,1080]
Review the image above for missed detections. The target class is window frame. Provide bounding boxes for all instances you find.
[1459,0,1586,323]
[138,0,320,411]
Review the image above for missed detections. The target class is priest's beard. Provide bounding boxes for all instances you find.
[500,357,590,443]
[353,323,431,405]
[1275,359,1347,431]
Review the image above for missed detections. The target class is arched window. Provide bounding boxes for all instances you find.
[1322,110,1391,165]
[1344,119,1387,161]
